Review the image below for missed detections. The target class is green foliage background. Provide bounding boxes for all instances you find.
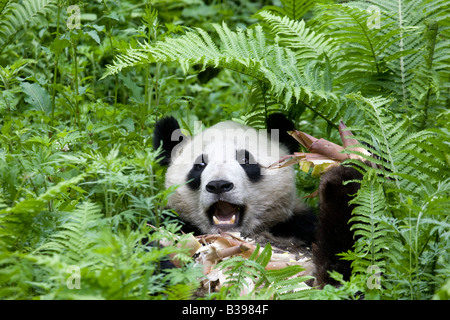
[0,0,449,300]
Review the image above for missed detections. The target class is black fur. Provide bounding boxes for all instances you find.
[266,113,298,154]
[186,154,207,190]
[152,116,183,166]
[269,209,317,247]
[312,164,363,287]
[237,149,262,183]
[153,113,298,165]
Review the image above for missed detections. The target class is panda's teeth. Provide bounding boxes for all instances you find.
[213,214,236,225]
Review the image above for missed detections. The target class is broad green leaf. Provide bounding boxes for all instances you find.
[20,82,51,114]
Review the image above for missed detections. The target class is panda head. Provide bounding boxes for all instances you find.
[153,114,299,236]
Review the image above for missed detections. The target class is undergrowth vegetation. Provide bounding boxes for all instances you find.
[0,0,449,300]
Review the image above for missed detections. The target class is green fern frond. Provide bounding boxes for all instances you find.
[0,175,87,299]
[36,202,103,264]
[0,174,85,250]
[265,266,315,300]
[339,92,449,298]
[382,177,450,299]
[0,0,57,53]
[102,24,261,80]
[339,107,448,304]
[210,243,315,299]
[103,22,343,127]
[253,245,315,300]
[243,81,284,128]
[102,48,151,79]
[348,170,391,274]
[342,0,423,102]
[256,10,334,66]
[345,94,438,194]
[213,255,267,298]
[409,128,450,179]
[0,0,11,15]
[279,0,317,20]
[342,0,450,109]
[0,249,36,299]
[314,3,410,97]
[163,283,198,300]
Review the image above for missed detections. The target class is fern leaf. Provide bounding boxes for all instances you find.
[279,0,317,20]
[0,0,56,53]
[163,283,197,300]
[347,95,445,200]
[346,94,405,188]
[0,0,11,15]
[35,201,103,264]
[346,170,391,277]
[103,22,343,126]
[243,81,284,128]
[0,174,85,250]
[102,48,152,79]
[341,0,450,111]
[0,250,36,299]
[256,10,334,66]
[314,3,410,97]
[265,265,315,300]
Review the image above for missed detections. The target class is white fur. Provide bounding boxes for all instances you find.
[165,121,297,235]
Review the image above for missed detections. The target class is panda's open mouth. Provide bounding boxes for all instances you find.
[207,201,245,228]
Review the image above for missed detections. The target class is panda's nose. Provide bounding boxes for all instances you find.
[206,180,234,194]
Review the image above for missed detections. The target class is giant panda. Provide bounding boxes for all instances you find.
[153,113,363,287]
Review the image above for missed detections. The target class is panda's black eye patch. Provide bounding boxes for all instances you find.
[236,149,262,182]
[236,149,253,165]
[193,154,207,171]
[187,154,207,190]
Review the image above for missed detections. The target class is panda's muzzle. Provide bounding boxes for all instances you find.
[205,180,244,229]
[207,201,245,228]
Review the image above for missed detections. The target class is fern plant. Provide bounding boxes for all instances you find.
[255,10,334,67]
[0,0,57,54]
[207,243,315,300]
[35,201,103,264]
[103,21,343,128]
[0,121,201,299]
[0,174,85,299]
[329,95,450,300]
[346,170,391,276]
[319,0,450,125]
[102,0,449,130]
[343,93,449,201]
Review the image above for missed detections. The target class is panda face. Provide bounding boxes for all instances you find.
[164,121,297,236]
[186,149,260,230]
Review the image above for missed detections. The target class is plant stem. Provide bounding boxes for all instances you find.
[108,35,119,118]
[297,100,338,130]
[143,5,160,131]
[51,0,62,127]
[73,40,81,129]
[397,0,408,107]
[420,20,438,130]
[143,65,150,130]
[102,0,119,118]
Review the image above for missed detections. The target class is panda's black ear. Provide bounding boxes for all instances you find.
[153,116,184,166]
[266,113,298,154]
